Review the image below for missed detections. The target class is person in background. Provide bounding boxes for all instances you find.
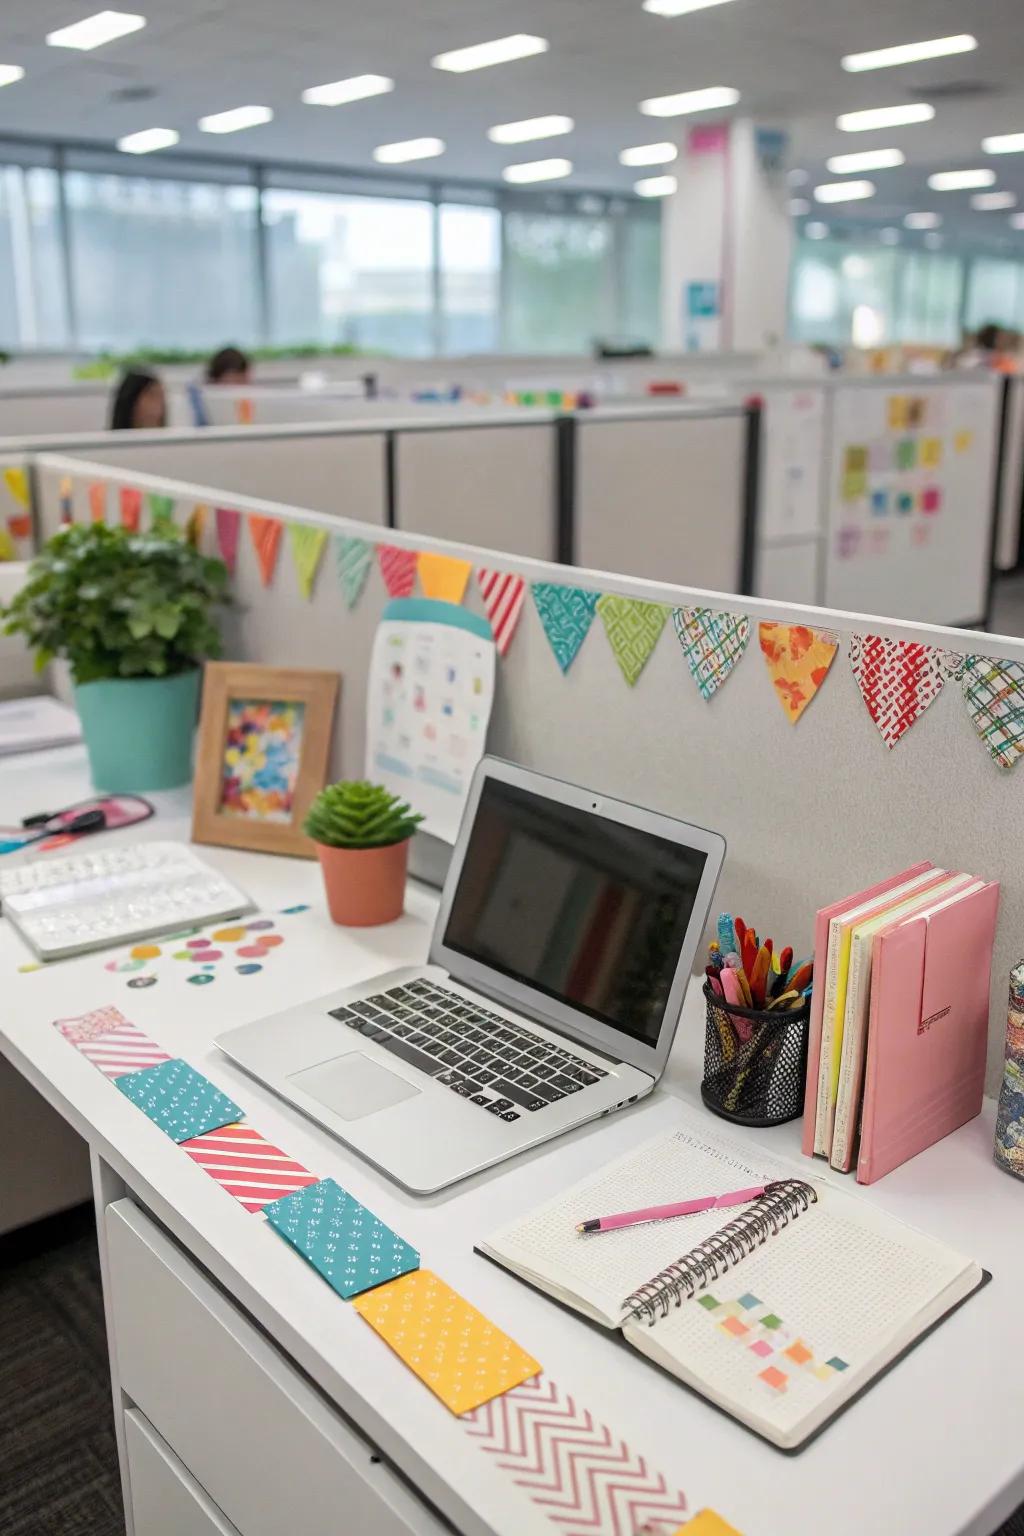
[956,323,1021,373]
[206,346,252,385]
[109,369,167,430]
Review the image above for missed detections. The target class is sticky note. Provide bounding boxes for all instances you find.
[920,437,942,468]
[263,1177,419,1298]
[842,470,867,501]
[922,486,942,514]
[115,1058,244,1143]
[888,396,909,431]
[955,429,974,454]
[353,1268,541,1415]
[896,439,917,471]
[844,445,868,473]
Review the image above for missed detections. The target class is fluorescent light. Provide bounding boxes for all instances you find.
[788,198,811,216]
[46,10,145,48]
[904,211,941,229]
[0,65,25,87]
[488,115,573,145]
[373,137,445,163]
[841,34,977,73]
[117,127,179,154]
[984,133,1024,155]
[879,227,901,244]
[643,0,739,14]
[432,34,547,72]
[1010,213,1024,230]
[928,168,995,190]
[301,75,393,107]
[619,142,678,167]
[924,232,943,249]
[634,174,678,197]
[826,147,905,174]
[502,157,572,184]
[805,222,829,240]
[640,86,740,117]
[837,102,934,132]
[814,179,876,203]
[972,191,1017,210]
[198,105,273,134]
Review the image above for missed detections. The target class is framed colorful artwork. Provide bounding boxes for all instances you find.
[192,662,339,857]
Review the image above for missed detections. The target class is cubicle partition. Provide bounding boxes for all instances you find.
[33,448,1024,1094]
[996,374,1024,573]
[0,382,111,437]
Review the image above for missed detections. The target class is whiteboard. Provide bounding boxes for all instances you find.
[758,384,826,541]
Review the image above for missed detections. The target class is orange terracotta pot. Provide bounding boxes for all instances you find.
[314,839,410,927]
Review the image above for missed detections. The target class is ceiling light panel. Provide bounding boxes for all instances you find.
[841,34,977,72]
[432,35,548,72]
[983,134,1024,155]
[972,191,1017,210]
[904,211,941,228]
[1010,213,1024,229]
[826,148,905,174]
[46,10,145,49]
[487,115,573,144]
[635,175,678,197]
[374,137,445,163]
[837,103,934,132]
[117,127,179,153]
[814,180,876,203]
[198,106,273,134]
[0,65,25,87]
[805,222,829,239]
[619,142,678,166]
[640,86,739,117]
[928,168,995,190]
[788,198,811,215]
[502,157,572,183]
[301,75,393,107]
[643,0,739,14]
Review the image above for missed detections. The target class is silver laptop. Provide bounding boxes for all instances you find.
[216,758,725,1194]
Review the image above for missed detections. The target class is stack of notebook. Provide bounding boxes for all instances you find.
[802,862,999,1182]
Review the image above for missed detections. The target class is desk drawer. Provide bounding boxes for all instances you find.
[125,1410,240,1536]
[106,1199,449,1536]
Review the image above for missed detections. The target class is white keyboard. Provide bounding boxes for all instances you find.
[0,840,255,960]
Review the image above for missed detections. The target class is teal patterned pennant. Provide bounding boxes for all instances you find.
[596,595,668,686]
[264,1177,419,1299]
[531,583,599,673]
[673,606,751,700]
[335,534,373,610]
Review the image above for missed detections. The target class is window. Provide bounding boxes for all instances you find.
[894,251,963,345]
[0,165,69,349]
[965,257,1023,334]
[64,172,259,351]
[439,203,501,355]
[503,208,617,353]
[619,207,662,347]
[263,189,434,355]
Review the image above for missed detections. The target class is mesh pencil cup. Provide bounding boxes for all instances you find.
[701,980,810,1128]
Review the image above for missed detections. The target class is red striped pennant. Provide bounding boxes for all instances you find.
[180,1123,319,1212]
[54,1006,171,1079]
[477,569,526,657]
[464,1375,688,1536]
[377,543,418,598]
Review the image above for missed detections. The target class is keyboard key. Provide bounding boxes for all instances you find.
[549,1074,578,1094]
[375,1035,444,1076]
[489,1098,512,1112]
[350,1001,375,1017]
[328,1007,360,1026]
[531,1082,566,1103]
[475,1071,498,1086]
[492,1080,549,1112]
[423,1040,444,1056]
[439,1049,462,1066]
[471,1094,489,1106]
[389,1024,413,1038]
[358,1021,389,1041]
[499,1111,521,1122]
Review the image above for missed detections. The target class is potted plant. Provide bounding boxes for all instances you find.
[304,780,423,927]
[1,521,229,792]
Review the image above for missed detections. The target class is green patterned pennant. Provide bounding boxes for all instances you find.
[288,524,327,600]
[531,583,599,673]
[335,534,373,610]
[673,606,751,700]
[596,595,668,686]
[148,492,175,529]
[962,655,1024,770]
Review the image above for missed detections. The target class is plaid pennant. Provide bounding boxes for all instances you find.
[477,569,526,657]
[531,583,599,673]
[335,535,373,609]
[597,595,667,686]
[849,634,946,749]
[758,622,838,724]
[961,655,1024,770]
[673,607,750,700]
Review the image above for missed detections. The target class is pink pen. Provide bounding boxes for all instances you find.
[576,1184,769,1234]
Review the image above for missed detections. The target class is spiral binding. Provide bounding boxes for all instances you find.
[624,1179,818,1325]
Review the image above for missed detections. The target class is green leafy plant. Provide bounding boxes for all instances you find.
[304,781,424,849]
[1,522,230,685]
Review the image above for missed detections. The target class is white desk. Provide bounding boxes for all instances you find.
[1,746,1022,1536]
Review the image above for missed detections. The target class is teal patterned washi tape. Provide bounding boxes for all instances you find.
[263,1177,420,1299]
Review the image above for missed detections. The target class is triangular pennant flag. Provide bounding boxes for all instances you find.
[596,594,667,686]
[7,512,31,541]
[849,634,946,749]
[247,514,283,588]
[477,569,525,657]
[673,607,750,699]
[289,523,327,600]
[185,503,208,548]
[0,526,14,560]
[961,655,1024,770]
[59,475,73,526]
[120,486,142,533]
[531,582,599,673]
[377,544,418,599]
[88,481,107,523]
[758,622,838,723]
[2,466,29,509]
[335,535,373,609]
[148,492,175,530]
[215,507,241,574]
[417,551,471,605]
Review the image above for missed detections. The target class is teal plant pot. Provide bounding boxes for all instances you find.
[74,668,200,792]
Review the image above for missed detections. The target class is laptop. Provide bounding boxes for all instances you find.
[216,758,725,1193]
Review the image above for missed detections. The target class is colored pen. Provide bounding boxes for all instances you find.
[577,1185,769,1235]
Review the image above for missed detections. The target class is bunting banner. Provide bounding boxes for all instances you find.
[120,486,142,533]
[7,511,31,542]
[477,569,526,657]
[2,465,29,508]
[247,514,283,588]
[0,527,15,561]
[531,583,599,673]
[417,551,471,605]
[148,492,176,530]
[758,622,839,724]
[185,502,208,548]
[849,634,946,749]
[377,544,418,599]
[89,481,107,524]
[335,535,373,610]
[215,507,241,574]
[289,523,327,600]
[59,475,73,526]
[961,655,1024,770]
[596,594,668,687]
[673,607,750,700]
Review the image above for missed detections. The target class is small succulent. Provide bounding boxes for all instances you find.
[304,780,423,850]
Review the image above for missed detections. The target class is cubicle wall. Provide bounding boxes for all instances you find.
[33,449,1024,1095]
[996,375,1024,573]
[0,383,110,437]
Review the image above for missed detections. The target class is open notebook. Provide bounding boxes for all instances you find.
[480,1127,985,1451]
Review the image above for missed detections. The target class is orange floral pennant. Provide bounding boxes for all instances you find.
[758,622,839,724]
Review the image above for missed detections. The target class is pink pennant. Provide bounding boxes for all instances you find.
[215,507,241,575]
[849,634,946,749]
[120,486,142,532]
[377,544,418,598]
[477,569,526,657]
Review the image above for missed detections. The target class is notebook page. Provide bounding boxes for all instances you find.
[480,1127,799,1326]
[624,1181,979,1449]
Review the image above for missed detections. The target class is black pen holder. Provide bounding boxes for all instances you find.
[701,980,811,1128]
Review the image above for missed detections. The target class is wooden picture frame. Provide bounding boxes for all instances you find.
[192,662,339,857]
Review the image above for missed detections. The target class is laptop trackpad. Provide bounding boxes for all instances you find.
[288,1053,421,1121]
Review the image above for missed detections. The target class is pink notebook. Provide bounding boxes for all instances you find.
[857,880,1000,1185]
[801,863,934,1157]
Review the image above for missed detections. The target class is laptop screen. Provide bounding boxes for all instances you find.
[442,777,708,1047]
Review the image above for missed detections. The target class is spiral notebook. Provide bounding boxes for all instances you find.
[480,1128,985,1450]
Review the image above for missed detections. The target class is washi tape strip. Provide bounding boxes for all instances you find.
[54,1006,172,1079]
[180,1123,320,1212]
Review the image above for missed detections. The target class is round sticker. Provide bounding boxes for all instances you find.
[280,903,309,914]
[17,962,42,973]
[256,934,284,948]
[187,972,216,986]
[131,943,162,960]
[212,926,248,943]
[127,975,157,989]
[186,937,212,950]
[236,944,266,958]
[236,963,263,975]
[191,949,223,962]
[105,957,146,973]
[172,950,194,961]
[246,919,275,931]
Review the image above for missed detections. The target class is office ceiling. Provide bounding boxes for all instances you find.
[2,0,1024,242]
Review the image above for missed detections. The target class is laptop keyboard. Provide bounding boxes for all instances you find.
[328,978,608,1122]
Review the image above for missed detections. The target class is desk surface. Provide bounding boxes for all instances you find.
[1,746,1021,1536]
